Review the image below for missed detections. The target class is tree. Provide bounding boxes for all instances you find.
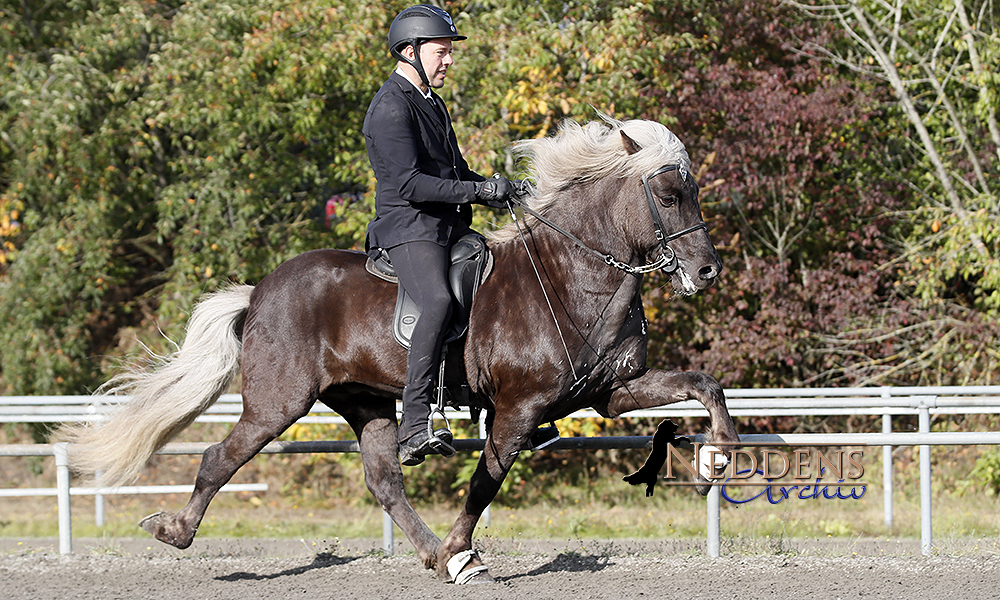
[620,0,915,387]
[2,0,996,396]
[0,0,396,394]
[0,0,724,394]
[780,0,1000,383]
[788,0,998,305]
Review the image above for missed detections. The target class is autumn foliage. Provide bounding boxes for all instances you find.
[0,0,997,397]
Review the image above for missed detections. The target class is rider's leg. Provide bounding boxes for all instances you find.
[386,241,454,453]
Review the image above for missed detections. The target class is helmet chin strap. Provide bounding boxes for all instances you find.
[403,41,431,88]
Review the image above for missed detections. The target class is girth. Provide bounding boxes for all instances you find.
[365,233,493,349]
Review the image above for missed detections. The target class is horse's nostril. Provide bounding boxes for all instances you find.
[699,264,719,280]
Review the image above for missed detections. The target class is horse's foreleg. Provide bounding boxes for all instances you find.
[604,370,739,495]
[605,370,739,447]
[342,405,441,570]
[436,406,536,582]
[139,416,280,549]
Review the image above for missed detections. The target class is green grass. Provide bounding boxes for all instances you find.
[4,476,1000,546]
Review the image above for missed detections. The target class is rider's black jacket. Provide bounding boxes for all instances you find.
[362,71,485,259]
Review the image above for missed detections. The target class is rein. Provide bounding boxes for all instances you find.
[506,200,586,388]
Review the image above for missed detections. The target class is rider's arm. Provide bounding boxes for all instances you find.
[363,91,479,206]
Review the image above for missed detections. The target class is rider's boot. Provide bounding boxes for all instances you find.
[398,376,454,466]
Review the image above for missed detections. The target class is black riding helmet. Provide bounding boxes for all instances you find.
[388,5,466,87]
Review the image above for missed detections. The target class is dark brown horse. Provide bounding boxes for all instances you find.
[56,116,739,583]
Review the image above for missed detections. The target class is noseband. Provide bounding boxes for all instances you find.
[510,164,708,275]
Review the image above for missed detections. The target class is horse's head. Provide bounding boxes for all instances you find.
[505,115,722,295]
[617,121,722,295]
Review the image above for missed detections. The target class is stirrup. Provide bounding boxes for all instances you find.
[528,423,560,451]
[427,407,456,457]
[427,347,456,457]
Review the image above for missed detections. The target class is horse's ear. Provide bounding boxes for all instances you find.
[620,131,642,155]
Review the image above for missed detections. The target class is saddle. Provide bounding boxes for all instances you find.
[365,233,493,349]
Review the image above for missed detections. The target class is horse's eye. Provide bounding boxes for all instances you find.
[660,194,678,208]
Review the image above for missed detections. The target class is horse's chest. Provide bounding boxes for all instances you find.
[610,339,647,379]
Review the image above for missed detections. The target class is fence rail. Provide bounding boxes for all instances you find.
[6,385,1000,424]
[3,385,1000,557]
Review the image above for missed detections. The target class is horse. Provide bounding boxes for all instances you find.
[55,115,740,584]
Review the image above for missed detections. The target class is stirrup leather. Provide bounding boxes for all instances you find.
[428,352,457,457]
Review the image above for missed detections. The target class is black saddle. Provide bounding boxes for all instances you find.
[365,233,493,349]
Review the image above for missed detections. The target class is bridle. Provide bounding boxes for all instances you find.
[639,164,708,274]
[510,163,708,275]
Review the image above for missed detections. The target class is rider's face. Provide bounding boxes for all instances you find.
[420,39,454,89]
[403,38,454,90]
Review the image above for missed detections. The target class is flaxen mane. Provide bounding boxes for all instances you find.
[490,115,691,242]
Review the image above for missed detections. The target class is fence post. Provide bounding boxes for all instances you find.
[54,442,72,555]
[919,400,932,555]
[882,413,893,530]
[480,412,490,527]
[382,511,394,555]
[95,470,105,527]
[706,484,721,558]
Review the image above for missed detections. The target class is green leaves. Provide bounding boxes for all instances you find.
[0,0,385,393]
[452,0,698,144]
[794,0,999,313]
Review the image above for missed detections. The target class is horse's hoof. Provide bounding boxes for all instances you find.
[462,569,495,584]
[446,549,492,585]
[694,443,730,496]
[139,511,169,535]
[139,511,194,549]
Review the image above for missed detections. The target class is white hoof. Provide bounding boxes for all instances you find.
[698,444,730,480]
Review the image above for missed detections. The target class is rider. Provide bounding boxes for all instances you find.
[363,5,515,466]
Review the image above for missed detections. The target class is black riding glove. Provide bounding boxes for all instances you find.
[474,175,514,208]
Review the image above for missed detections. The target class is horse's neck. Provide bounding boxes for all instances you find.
[512,221,644,329]
[515,224,649,381]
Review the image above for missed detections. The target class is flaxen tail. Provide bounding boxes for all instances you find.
[53,284,255,487]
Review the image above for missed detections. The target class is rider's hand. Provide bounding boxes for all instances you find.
[511,179,532,201]
[474,175,513,208]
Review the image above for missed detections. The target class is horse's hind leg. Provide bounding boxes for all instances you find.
[337,398,441,569]
[140,400,310,549]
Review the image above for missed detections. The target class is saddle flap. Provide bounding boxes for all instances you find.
[389,234,492,349]
[449,235,487,314]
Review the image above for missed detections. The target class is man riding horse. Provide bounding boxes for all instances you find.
[54,6,740,585]
[363,4,553,465]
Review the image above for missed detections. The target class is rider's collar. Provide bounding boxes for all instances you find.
[395,68,432,100]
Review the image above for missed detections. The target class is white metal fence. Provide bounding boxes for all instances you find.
[3,386,1000,556]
